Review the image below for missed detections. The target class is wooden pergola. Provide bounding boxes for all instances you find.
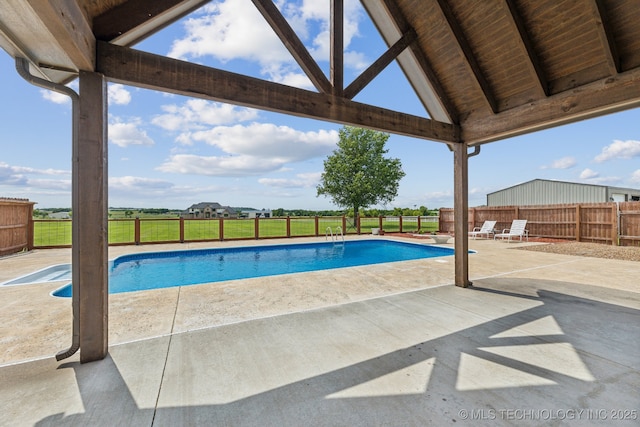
[1,0,639,363]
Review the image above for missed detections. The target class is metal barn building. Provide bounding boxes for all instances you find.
[487,179,640,206]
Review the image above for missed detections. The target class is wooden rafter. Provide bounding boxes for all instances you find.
[588,0,621,75]
[373,0,458,123]
[461,67,640,144]
[435,0,498,113]
[251,0,332,94]
[93,0,208,45]
[331,0,344,96]
[503,0,549,97]
[96,41,459,143]
[343,28,417,100]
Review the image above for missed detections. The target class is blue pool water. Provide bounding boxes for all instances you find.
[52,239,457,297]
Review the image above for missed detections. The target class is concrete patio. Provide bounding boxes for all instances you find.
[0,237,638,426]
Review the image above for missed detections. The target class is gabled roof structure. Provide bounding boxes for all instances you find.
[1,0,639,362]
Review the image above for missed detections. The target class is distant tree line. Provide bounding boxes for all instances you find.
[271,206,438,218]
[35,206,439,219]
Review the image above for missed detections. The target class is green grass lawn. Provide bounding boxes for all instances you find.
[32,216,439,247]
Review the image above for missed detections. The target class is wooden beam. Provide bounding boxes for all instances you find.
[375,0,458,123]
[344,28,417,99]
[26,0,95,71]
[503,0,549,97]
[252,0,332,94]
[588,0,621,75]
[96,41,459,143]
[453,143,470,288]
[93,0,209,46]
[462,67,640,144]
[435,0,499,113]
[77,71,109,363]
[331,0,344,96]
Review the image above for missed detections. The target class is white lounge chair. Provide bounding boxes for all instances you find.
[468,220,496,239]
[494,219,528,242]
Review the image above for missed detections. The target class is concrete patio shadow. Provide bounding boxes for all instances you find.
[2,277,638,426]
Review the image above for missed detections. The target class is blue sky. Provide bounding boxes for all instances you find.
[1,0,639,211]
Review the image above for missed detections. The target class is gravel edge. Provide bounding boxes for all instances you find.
[516,241,640,262]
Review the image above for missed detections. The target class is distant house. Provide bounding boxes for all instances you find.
[487,179,640,206]
[49,211,71,219]
[181,202,238,219]
[240,209,272,219]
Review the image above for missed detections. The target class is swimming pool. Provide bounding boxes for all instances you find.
[52,239,458,297]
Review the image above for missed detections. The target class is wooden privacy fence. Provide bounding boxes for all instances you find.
[439,202,640,246]
[0,198,35,256]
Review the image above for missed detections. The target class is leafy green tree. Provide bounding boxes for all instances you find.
[317,127,405,220]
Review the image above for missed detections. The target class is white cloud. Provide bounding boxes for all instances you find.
[157,122,338,177]
[0,162,70,189]
[151,99,258,133]
[630,170,640,184]
[579,168,599,179]
[108,84,132,105]
[159,122,338,176]
[169,2,290,64]
[168,0,367,87]
[40,89,70,105]
[108,176,227,207]
[190,123,338,161]
[594,139,640,162]
[26,178,71,190]
[109,118,154,147]
[541,156,576,169]
[157,153,284,176]
[258,172,321,188]
[109,176,174,190]
[579,168,621,184]
[585,176,621,185]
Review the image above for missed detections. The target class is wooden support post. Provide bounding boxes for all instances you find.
[179,217,185,243]
[219,218,224,241]
[134,217,140,245]
[575,204,581,242]
[453,143,471,287]
[399,215,403,233]
[28,208,34,250]
[255,217,260,239]
[612,203,618,246]
[77,71,108,363]
[470,207,476,230]
[314,216,318,237]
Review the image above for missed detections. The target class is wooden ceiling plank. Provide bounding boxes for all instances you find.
[26,0,95,71]
[96,41,459,143]
[331,0,344,96]
[343,28,417,99]
[93,0,209,46]
[589,0,621,74]
[462,67,640,144]
[503,0,548,97]
[94,0,183,41]
[377,0,458,123]
[252,0,332,94]
[435,0,499,113]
